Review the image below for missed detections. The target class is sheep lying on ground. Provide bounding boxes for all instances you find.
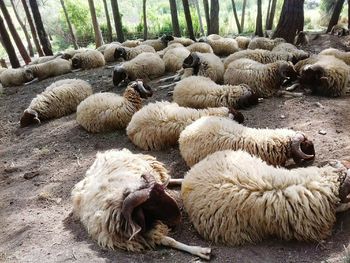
[122,39,142,48]
[271,43,309,62]
[203,34,239,56]
[248,37,285,50]
[181,150,350,246]
[72,148,211,259]
[20,79,92,127]
[330,24,349,36]
[96,42,121,53]
[142,35,173,51]
[179,116,315,167]
[103,43,122,62]
[163,46,190,72]
[126,101,244,151]
[173,76,258,109]
[114,45,156,61]
[235,36,251,49]
[224,58,298,97]
[168,37,195,46]
[0,68,34,87]
[61,49,90,60]
[26,58,72,81]
[319,48,350,65]
[72,50,105,69]
[29,53,63,65]
[186,42,213,53]
[157,43,184,58]
[113,52,165,87]
[76,80,152,133]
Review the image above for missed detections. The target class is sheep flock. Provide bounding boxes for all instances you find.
[2,32,350,262]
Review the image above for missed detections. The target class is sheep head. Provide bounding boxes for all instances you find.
[183,53,200,75]
[121,173,181,240]
[113,65,128,87]
[129,79,153,98]
[61,53,73,60]
[290,133,315,164]
[72,57,82,69]
[338,161,350,203]
[20,109,41,127]
[24,69,35,83]
[279,62,298,83]
[114,47,127,61]
[300,64,326,91]
[160,35,175,45]
[228,108,244,124]
[236,84,259,109]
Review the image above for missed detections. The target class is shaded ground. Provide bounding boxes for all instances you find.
[1,34,350,263]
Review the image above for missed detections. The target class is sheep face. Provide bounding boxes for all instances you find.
[113,65,128,87]
[160,35,175,46]
[129,80,153,98]
[72,57,82,69]
[114,47,127,61]
[24,69,35,83]
[236,85,259,109]
[20,109,40,127]
[183,53,200,75]
[290,133,315,164]
[61,53,73,60]
[279,62,298,84]
[299,64,325,91]
[228,108,244,124]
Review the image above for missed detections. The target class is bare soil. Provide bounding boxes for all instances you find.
[1,34,350,263]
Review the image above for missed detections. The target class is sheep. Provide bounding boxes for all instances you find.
[20,79,92,127]
[126,101,244,151]
[294,31,309,46]
[72,148,211,259]
[29,53,63,65]
[114,45,156,62]
[181,149,350,246]
[179,116,315,167]
[235,36,251,49]
[202,34,239,56]
[122,39,142,48]
[186,42,213,53]
[113,52,165,87]
[248,37,285,50]
[224,58,298,97]
[142,35,173,51]
[168,37,195,46]
[163,46,190,72]
[271,43,309,62]
[103,43,122,62]
[0,68,34,87]
[173,76,258,109]
[157,43,184,58]
[319,48,350,65]
[72,49,106,69]
[61,48,90,60]
[330,24,349,36]
[96,41,121,53]
[76,80,152,133]
[26,58,72,81]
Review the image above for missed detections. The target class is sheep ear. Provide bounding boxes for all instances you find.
[20,109,40,127]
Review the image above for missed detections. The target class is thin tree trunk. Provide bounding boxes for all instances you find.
[266,0,277,30]
[326,0,346,32]
[169,0,181,37]
[88,0,104,47]
[102,0,112,42]
[194,0,204,36]
[29,0,53,55]
[60,0,78,49]
[10,0,34,57]
[231,0,241,33]
[182,0,195,40]
[255,0,263,36]
[209,0,219,34]
[241,0,247,31]
[348,0,350,29]
[110,0,124,42]
[203,0,210,35]
[0,14,20,68]
[21,0,43,56]
[265,0,272,30]
[143,0,147,40]
[0,0,31,64]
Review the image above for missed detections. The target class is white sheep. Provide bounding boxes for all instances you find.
[76,80,152,133]
[122,39,142,48]
[28,53,63,65]
[248,37,285,50]
[271,43,309,62]
[181,150,350,245]
[114,45,156,61]
[0,67,34,87]
[103,43,122,62]
[173,76,258,109]
[20,79,92,127]
[26,58,72,82]
[235,36,251,49]
[72,148,211,259]
[113,52,165,87]
[157,43,184,58]
[72,49,106,69]
[61,48,90,60]
[204,34,239,56]
[168,37,195,46]
[126,101,244,151]
[142,35,173,51]
[186,42,213,53]
[96,41,121,53]
[179,116,315,167]
[163,46,190,72]
[319,48,350,65]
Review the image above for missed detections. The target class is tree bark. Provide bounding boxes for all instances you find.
[208,0,219,34]
[272,0,304,43]
[266,0,277,30]
[88,0,104,47]
[29,0,53,55]
[21,0,43,56]
[169,0,181,37]
[241,0,247,31]
[203,0,210,35]
[60,0,78,49]
[0,0,31,64]
[102,0,113,42]
[0,14,20,68]
[255,0,263,36]
[110,0,124,42]
[143,0,147,40]
[348,0,350,29]
[182,0,195,40]
[194,0,204,36]
[265,0,272,30]
[10,0,34,57]
[326,0,345,32]
[231,0,241,33]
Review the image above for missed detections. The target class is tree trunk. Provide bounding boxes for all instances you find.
[110,0,124,42]
[255,0,263,36]
[182,0,195,40]
[0,0,31,64]
[88,0,104,47]
[241,0,247,31]
[29,0,53,55]
[265,0,272,30]
[208,0,219,34]
[102,0,112,42]
[194,0,204,36]
[348,0,350,29]
[203,0,210,35]
[272,0,304,43]
[0,14,20,68]
[143,0,147,40]
[231,0,241,33]
[326,0,345,32]
[266,0,277,30]
[10,0,34,57]
[169,0,181,37]
[21,0,43,56]
[60,0,78,49]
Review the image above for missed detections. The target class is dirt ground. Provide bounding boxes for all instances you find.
[1,34,350,263]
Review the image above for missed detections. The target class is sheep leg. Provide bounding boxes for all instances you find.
[286,83,300,91]
[336,203,350,213]
[168,178,183,186]
[160,236,211,260]
[158,82,178,90]
[277,90,304,97]
[71,68,82,73]
[24,78,39,86]
[157,74,180,84]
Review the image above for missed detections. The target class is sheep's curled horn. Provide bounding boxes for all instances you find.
[131,79,153,98]
[121,173,181,240]
[290,133,315,164]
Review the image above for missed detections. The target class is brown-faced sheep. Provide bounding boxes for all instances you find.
[248,37,285,50]
[186,42,213,53]
[72,49,106,69]
[182,150,350,246]
[163,46,190,72]
[76,80,152,133]
[114,45,156,61]
[0,68,34,87]
[72,148,211,259]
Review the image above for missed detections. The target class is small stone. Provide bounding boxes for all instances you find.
[4,167,20,173]
[318,130,327,135]
[280,115,286,119]
[23,171,39,179]
[315,102,324,108]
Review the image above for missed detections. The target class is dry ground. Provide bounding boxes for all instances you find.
[1,34,350,263]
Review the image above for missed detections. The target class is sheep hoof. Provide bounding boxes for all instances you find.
[167,91,173,96]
